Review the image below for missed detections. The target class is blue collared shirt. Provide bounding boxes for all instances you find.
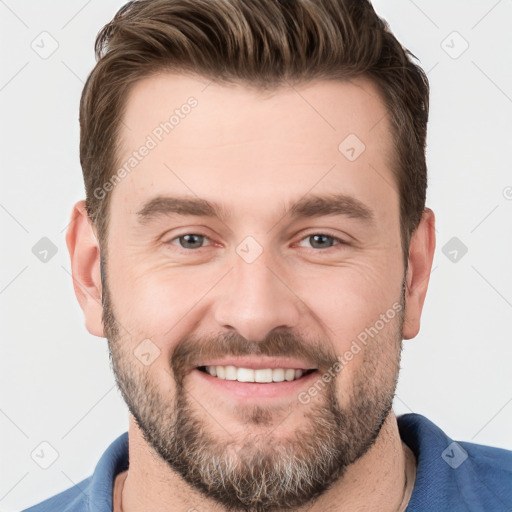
[22,413,512,511]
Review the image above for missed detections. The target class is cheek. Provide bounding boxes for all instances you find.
[107,254,220,347]
[291,257,402,345]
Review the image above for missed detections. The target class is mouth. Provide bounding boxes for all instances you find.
[191,358,320,400]
[197,365,316,383]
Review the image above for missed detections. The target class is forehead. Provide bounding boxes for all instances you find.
[120,73,392,154]
[111,72,397,226]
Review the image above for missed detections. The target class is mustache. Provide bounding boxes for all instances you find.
[171,330,339,383]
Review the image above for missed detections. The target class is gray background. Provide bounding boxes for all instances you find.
[1,0,511,510]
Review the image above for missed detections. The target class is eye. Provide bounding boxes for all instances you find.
[167,233,211,250]
[297,233,346,250]
[164,232,348,252]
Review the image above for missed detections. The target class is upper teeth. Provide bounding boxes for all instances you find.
[205,366,304,383]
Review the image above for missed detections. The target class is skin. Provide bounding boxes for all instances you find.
[66,73,435,511]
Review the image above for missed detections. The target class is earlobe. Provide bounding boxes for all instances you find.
[65,200,105,338]
[402,208,436,340]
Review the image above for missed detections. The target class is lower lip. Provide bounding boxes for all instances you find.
[192,368,320,399]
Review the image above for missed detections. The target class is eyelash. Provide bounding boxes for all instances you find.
[164,232,348,252]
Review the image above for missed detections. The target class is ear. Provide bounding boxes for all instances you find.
[402,208,436,340]
[65,200,105,338]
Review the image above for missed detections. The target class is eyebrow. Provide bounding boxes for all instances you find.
[135,193,375,225]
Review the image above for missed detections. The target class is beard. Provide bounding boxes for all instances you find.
[101,258,405,512]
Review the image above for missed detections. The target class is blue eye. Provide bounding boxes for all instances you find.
[298,234,344,250]
[170,234,208,249]
[165,233,346,251]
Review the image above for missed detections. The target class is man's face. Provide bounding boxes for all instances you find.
[101,74,407,510]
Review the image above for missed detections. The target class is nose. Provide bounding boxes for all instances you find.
[212,246,302,342]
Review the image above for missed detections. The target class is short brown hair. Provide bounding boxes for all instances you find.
[80,0,429,264]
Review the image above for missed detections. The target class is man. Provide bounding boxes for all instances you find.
[23,0,512,511]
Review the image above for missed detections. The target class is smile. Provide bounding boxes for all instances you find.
[198,365,315,383]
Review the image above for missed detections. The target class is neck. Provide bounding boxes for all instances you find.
[115,411,416,512]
